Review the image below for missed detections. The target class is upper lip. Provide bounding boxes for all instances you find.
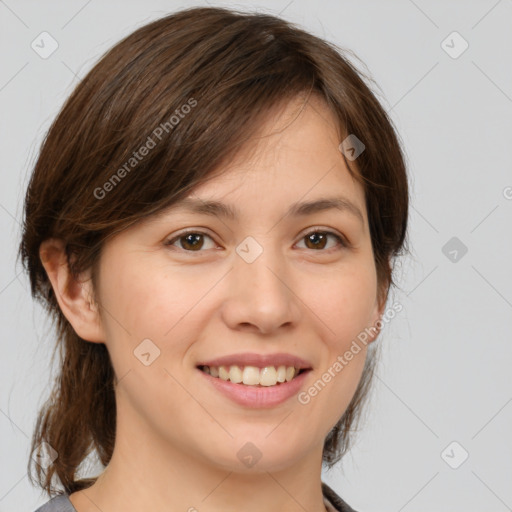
[196,352,313,370]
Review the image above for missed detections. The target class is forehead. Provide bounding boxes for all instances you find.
[183,93,364,212]
[232,92,344,166]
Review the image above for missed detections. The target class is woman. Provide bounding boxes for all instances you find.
[20,6,409,512]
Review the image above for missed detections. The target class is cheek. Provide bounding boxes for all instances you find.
[307,258,378,346]
[100,256,205,340]
[292,257,376,422]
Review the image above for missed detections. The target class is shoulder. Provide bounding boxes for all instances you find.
[322,481,358,512]
[33,493,76,512]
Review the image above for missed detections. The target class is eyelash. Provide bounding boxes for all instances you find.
[165,228,349,254]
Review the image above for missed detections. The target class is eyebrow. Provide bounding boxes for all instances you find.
[168,196,364,225]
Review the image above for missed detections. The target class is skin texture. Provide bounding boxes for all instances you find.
[40,94,384,512]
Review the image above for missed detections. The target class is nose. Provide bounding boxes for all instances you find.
[220,240,301,335]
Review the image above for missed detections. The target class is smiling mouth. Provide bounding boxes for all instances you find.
[197,364,309,387]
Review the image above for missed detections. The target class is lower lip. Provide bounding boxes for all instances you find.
[197,368,311,408]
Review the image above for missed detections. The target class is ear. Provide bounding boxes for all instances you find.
[366,281,389,344]
[39,238,105,343]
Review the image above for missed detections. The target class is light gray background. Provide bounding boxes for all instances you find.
[1,1,511,511]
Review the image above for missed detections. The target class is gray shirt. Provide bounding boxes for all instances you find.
[33,494,76,512]
[33,482,357,512]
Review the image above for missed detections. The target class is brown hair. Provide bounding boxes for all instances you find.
[18,6,409,497]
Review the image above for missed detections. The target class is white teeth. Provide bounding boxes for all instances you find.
[218,365,229,380]
[229,365,243,383]
[259,366,277,386]
[202,364,301,386]
[242,366,260,385]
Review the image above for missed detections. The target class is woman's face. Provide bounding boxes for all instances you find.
[91,95,383,473]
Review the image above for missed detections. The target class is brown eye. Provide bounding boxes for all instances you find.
[166,231,216,252]
[298,230,345,251]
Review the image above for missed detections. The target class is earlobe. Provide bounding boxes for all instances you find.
[367,288,388,344]
[39,238,105,343]
[367,309,382,344]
